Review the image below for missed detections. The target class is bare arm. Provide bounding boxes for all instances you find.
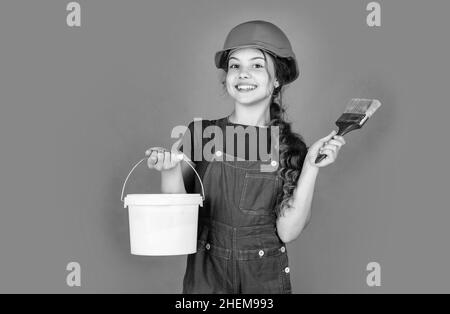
[276,130,346,243]
[276,163,318,243]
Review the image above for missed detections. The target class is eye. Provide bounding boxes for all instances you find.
[253,64,264,68]
[229,64,239,69]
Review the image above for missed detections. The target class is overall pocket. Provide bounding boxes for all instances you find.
[239,173,277,215]
[237,246,287,294]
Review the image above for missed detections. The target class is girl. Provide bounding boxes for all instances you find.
[146,20,345,294]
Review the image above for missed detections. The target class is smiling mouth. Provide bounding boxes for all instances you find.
[235,84,258,92]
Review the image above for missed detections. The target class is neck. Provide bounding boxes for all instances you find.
[230,99,272,127]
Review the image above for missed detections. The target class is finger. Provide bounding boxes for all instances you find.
[147,151,158,168]
[168,151,175,165]
[163,152,172,169]
[147,157,154,168]
[171,150,184,162]
[169,152,178,165]
[327,139,343,148]
[146,147,164,156]
[317,131,338,151]
[146,148,156,157]
[148,151,158,168]
[322,144,340,155]
[321,145,337,154]
[321,130,337,142]
[150,150,159,163]
[320,148,335,159]
[154,151,165,170]
[322,144,338,153]
[332,135,346,145]
[320,141,338,150]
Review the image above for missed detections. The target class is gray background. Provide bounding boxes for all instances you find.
[0,0,448,293]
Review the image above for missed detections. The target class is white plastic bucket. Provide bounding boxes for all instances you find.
[121,155,204,256]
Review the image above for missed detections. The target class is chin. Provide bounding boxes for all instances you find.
[233,95,265,105]
[234,99,258,106]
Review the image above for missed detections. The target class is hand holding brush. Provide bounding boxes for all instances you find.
[313,98,382,165]
[305,130,346,168]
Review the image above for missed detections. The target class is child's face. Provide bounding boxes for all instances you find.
[226,48,277,107]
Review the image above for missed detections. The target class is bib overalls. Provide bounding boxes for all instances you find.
[181,118,292,294]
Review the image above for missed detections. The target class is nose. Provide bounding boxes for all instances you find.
[238,69,250,79]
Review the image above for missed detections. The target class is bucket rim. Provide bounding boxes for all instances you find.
[125,193,202,196]
[124,193,204,208]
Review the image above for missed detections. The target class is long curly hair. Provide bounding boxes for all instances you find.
[268,55,309,217]
[220,50,309,217]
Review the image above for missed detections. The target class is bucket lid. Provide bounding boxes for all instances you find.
[124,194,203,208]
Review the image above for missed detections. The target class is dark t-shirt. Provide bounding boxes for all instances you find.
[177,116,308,211]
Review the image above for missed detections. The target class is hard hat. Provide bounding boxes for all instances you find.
[215,20,299,84]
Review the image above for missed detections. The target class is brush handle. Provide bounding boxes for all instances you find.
[314,122,362,164]
[314,152,328,164]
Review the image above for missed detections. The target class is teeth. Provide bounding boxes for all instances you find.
[236,84,257,91]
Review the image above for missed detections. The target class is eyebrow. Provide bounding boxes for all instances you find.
[229,57,266,61]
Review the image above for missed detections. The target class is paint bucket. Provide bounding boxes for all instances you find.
[121,154,204,256]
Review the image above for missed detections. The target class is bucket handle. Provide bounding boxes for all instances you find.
[120,154,205,203]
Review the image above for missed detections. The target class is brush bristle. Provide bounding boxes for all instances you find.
[364,99,382,118]
[343,98,382,117]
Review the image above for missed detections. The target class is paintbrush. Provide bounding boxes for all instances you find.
[315,98,382,164]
